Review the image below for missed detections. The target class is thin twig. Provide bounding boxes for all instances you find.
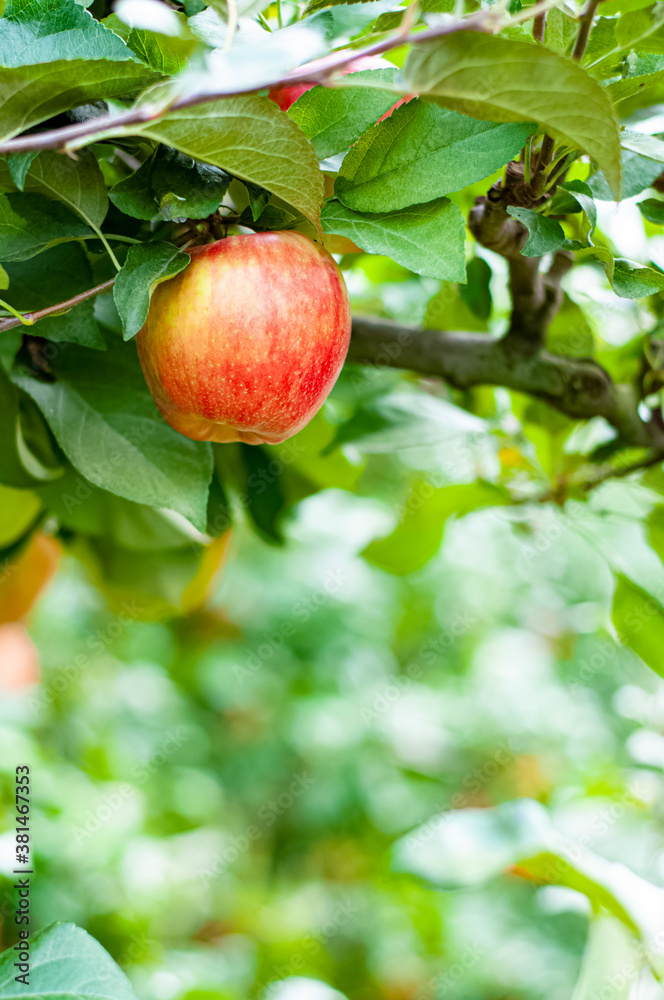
[533,11,546,42]
[572,0,601,62]
[0,0,553,158]
[0,279,115,334]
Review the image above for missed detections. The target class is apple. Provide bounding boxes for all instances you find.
[270,55,406,113]
[137,231,352,445]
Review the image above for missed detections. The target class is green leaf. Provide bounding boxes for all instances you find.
[0,366,63,487]
[589,147,664,200]
[363,481,510,575]
[0,192,92,262]
[1,244,105,349]
[0,0,160,141]
[424,281,489,332]
[459,256,492,321]
[288,68,400,160]
[571,916,639,1000]
[38,466,195,551]
[13,336,213,532]
[107,154,157,221]
[150,147,230,220]
[109,147,231,222]
[611,258,664,298]
[238,443,286,545]
[113,241,191,341]
[102,13,196,75]
[394,797,664,966]
[0,922,139,1000]
[0,482,41,548]
[321,197,466,281]
[20,149,109,231]
[562,178,597,238]
[335,100,536,212]
[403,33,622,198]
[547,293,595,358]
[506,206,566,257]
[612,573,664,677]
[323,391,486,454]
[619,129,664,163]
[120,94,324,233]
[544,6,578,54]
[638,197,664,224]
[6,150,38,190]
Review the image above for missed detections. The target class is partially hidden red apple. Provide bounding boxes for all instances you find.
[137,231,352,446]
[269,55,412,114]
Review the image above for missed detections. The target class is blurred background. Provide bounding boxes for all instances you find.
[2,193,664,1000]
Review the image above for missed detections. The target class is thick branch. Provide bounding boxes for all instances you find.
[348,315,664,451]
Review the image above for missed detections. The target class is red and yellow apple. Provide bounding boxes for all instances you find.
[137,231,352,445]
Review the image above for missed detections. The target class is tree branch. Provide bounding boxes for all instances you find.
[572,0,602,62]
[4,278,659,454]
[0,279,114,332]
[348,316,664,451]
[0,1,554,157]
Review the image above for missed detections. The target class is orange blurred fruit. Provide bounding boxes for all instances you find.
[0,623,40,690]
[0,533,61,624]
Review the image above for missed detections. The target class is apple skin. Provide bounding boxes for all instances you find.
[136,231,352,446]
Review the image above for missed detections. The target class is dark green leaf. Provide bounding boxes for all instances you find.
[110,146,231,223]
[638,197,664,224]
[239,443,286,545]
[0,366,63,487]
[335,100,536,212]
[459,256,492,321]
[0,192,92,262]
[113,242,190,340]
[120,93,324,232]
[6,150,38,190]
[107,154,158,221]
[321,197,466,281]
[13,337,213,532]
[1,243,105,350]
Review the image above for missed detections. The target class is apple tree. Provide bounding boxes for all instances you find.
[3,0,664,986]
